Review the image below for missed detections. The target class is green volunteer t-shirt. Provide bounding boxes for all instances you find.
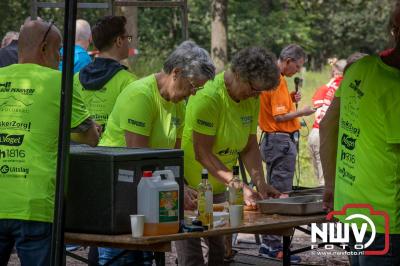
[182,72,259,194]
[75,69,136,126]
[0,64,90,223]
[334,55,400,234]
[100,74,185,148]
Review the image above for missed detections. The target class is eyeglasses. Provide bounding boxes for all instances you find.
[41,20,54,44]
[121,35,133,43]
[248,80,265,92]
[189,79,204,92]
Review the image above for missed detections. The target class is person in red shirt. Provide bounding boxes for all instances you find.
[308,59,346,185]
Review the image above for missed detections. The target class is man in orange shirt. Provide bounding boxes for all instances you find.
[258,44,315,262]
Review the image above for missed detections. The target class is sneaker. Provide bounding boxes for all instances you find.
[65,244,80,252]
[259,244,301,264]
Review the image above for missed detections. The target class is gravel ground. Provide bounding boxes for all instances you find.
[7,229,350,265]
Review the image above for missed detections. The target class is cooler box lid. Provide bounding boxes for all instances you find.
[70,145,184,162]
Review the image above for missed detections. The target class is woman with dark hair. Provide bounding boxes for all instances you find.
[175,47,281,265]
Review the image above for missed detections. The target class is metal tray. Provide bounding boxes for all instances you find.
[288,187,324,197]
[257,195,324,215]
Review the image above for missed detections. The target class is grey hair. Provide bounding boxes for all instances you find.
[163,40,216,80]
[76,19,91,41]
[1,31,19,48]
[231,46,280,91]
[279,44,306,62]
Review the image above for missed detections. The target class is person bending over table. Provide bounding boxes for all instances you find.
[175,47,282,266]
[99,40,215,266]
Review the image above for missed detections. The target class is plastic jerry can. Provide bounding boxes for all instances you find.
[137,170,180,236]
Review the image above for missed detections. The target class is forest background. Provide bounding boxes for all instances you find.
[0,0,395,186]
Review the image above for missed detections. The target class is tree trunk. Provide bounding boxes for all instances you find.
[211,0,228,73]
[116,3,138,69]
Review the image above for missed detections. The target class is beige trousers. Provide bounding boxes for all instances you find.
[308,128,324,186]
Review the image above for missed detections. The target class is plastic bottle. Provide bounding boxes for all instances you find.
[228,166,244,205]
[137,170,180,236]
[197,169,213,229]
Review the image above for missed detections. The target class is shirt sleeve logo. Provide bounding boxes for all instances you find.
[128,118,145,127]
[196,119,213,128]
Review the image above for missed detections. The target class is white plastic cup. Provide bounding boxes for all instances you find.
[229,205,243,228]
[130,214,145,237]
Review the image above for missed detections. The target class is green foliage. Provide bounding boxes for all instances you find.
[0,0,395,70]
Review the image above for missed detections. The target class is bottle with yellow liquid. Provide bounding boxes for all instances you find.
[197,169,213,229]
[228,166,244,205]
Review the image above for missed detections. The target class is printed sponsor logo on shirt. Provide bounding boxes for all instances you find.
[171,117,181,127]
[86,94,106,106]
[240,116,253,126]
[276,106,286,113]
[197,119,213,128]
[217,148,239,156]
[0,133,24,146]
[0,96,32,113]
[0,148,26,160]
[93,114,108,122]
[340,150,355,164]
[0,82,11,89]
[128,118,145,127]
[341,133,356,150]
[340,120,360,137]
[349,80,364,98]
[0,164,29,177]
[0,85,35,96]
[338,167,356,183]
[0,120,31,132]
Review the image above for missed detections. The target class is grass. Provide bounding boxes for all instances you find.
[286,67,331,188]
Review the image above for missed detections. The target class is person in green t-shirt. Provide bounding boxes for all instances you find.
[320,3,400,265]
[99,40,215,265]
[0,20,99,266]
[74,16,137,131]
[175,47,282,266]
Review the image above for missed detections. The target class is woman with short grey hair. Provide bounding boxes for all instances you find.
[101,39,215,207]
[99,41,214,265]
[175,47,281,266]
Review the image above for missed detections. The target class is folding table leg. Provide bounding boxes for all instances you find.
[282,236,291,266]
[154,252,165,266]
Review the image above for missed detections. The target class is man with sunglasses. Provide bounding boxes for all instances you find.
[258,44,315,262]
[74,16,136,131]
[0,20,99,266]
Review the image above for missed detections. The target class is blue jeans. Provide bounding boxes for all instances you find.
[0,219,52,266]
[349,232,400,266]
[98,247,153,265]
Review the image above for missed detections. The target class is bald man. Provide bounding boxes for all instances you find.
[0,20,99,265]
[59,19,92,73]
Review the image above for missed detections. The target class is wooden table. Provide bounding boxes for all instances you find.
[65,211,327,266]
